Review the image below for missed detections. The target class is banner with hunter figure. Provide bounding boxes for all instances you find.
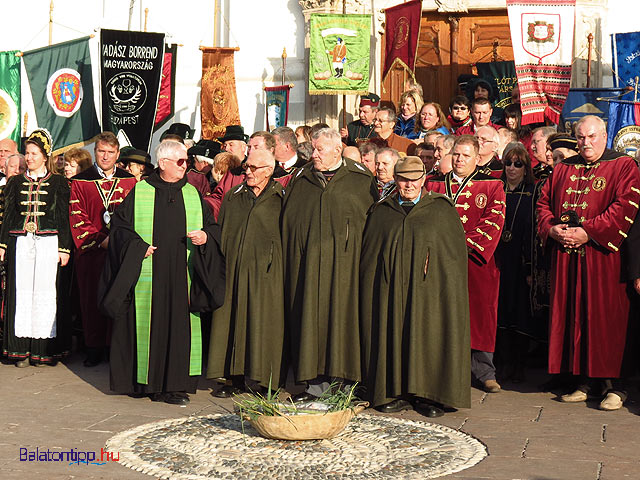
[308,13,371,95]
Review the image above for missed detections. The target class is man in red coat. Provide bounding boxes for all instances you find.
[70,132,137,367]
[537,115,640,411]
[455,98,501,136]
[426,135,505,393]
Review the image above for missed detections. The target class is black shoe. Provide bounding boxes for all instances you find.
[127,392,147,399]
[165,392,190,406]
[413,398,445,418]
[213,385,244,398]
[150,393,167,402]
[375,398,412,413]
[290,392,318,403]
[83,348,102,367]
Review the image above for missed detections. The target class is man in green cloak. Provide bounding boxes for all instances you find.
[360,156,471,416]
[207,149,285,396]
[282,127,378,401]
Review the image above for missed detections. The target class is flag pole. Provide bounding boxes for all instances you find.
[282,48,287,86]
[144,8,149,32]
[214,0,220,47]
[342,0,347,130]
[48,1,54,45]
[586,33,593,88]
[128,0,135,31]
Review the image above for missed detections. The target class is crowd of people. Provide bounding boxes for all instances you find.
[1,76,639,417]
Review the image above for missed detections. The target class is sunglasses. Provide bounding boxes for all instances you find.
[163,157,187,166]
[242,163,269,172]
[452,106,468,110]
[504,160,524,168]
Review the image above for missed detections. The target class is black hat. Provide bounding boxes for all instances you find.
[120,148,154,169]
[161,122,195,141]
[548,134,578,151]
[219,125,248,143]
[188,139,222,159]
[25,128,53,156]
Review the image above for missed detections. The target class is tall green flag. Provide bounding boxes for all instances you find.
[309,14,371,95]
[22,37,100,154]
[0,51,21,144]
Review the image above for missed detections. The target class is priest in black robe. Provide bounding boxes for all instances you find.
[100,141,225,405]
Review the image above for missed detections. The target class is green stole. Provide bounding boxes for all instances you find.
[133,180,203,384]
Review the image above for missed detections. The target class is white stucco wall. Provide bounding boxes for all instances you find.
[0,0,306,152]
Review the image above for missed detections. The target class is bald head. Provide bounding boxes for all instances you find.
[0,139,18,173]
[342,146,361,163]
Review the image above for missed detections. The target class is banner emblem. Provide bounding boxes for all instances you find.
[613,125,640,155]
[393,17,410,49]
[107,72,147,115]
[0,88,18,139]
[521,13,561,64]
[527,21,555,43]
[46,68,83,117]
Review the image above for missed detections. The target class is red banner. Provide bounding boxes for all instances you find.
[382,0,422,81]
[154,44,177,131]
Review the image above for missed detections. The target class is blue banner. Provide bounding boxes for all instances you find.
[559,88,629,133]
[611,32,640,88]
[606,100,640,155]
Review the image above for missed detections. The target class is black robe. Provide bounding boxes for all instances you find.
[99,171,225,394]
[495,181,535,336]
[360,191,471,408]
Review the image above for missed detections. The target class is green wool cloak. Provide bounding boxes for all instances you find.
[360,190,471,408]
[282,158,378,382]
[207,180,286,387]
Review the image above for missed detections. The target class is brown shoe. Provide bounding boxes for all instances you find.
[483,379,501,393]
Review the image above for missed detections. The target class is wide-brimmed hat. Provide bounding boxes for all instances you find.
[394,156,425,180]
[120,148,154,169]
[25,128,53,156]
[188,139,222,159]
[160,122,195,141]
[219,125,248,143]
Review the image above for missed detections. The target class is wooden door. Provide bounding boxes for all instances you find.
[381,10,514,111]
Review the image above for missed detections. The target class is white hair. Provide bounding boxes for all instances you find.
[195,154,214,166]
[311,127,342,149]
[155,140,186,161]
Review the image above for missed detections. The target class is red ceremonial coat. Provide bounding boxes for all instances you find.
[69,165,136,348]
[426,170,506,351]
[537,150,640,378]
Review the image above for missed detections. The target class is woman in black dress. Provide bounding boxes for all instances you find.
[495,144,535,382]
[0,129,72,367]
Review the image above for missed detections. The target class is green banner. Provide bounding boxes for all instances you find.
[0,51,21,144]
[309,14,371,95]
[22,37,100,154]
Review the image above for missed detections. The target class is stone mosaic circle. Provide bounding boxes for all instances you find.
[106,413,487,479]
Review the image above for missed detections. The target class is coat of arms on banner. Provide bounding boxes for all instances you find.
[46,68,83,118]
[522,14,561,64]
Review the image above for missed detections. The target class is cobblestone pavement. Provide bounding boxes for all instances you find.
[1,353,639,480]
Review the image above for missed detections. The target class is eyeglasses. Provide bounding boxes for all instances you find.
[162,157,187,166]
[476,137,495,144]
[452,106,468,110]
[242,163,270,172]
[373,118,392,124]
[504,160,524,168]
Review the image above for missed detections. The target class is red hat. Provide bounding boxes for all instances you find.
[359,93,380,108]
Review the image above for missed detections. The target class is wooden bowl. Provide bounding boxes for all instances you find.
[245,403,368,441]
